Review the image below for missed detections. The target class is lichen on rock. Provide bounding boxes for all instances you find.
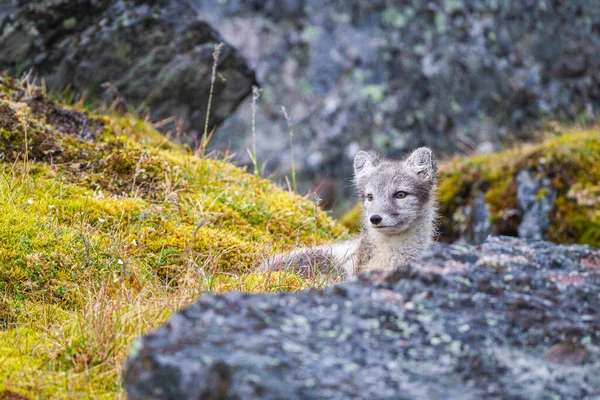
[437,127,600,247]
[123,236,600,399]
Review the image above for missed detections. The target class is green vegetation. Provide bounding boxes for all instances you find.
[342,124,600,247]
[0,76,345,399]
[1,72,598,399]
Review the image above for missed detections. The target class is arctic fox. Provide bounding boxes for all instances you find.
[259,147,438,278]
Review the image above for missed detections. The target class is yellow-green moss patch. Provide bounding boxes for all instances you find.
[0,76,346,399]
[438,128,600,246]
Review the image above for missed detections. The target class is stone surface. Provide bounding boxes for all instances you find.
[192,0,600,200]
[124,236,600,399]
[0,0,256,139]
[516,169,557,240]
[462,191,492,245]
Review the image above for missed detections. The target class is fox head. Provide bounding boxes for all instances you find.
[354,147,437,235]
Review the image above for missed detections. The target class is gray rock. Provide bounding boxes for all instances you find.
[124,236,600,400]
[464,191,492,245]
[0,0,256,139]
[191,0,600,200]
[516,169,557,240]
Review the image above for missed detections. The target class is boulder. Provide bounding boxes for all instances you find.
[191,0,600,199]
[437,127,600,247]
[0,0,256,138]
[124,236,600,399]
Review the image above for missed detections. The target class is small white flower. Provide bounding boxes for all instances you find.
[98,218,106,223]
[49,205,55,209]
[27,199,33,205]
[117,259,124,265]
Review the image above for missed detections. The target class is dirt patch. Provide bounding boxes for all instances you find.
[0,391,29,400]
[0,80,104,166]
[29,94,103,141]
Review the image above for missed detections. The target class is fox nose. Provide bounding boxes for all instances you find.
[369,214,382,225]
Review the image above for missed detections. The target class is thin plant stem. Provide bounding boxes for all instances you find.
[201,42,223,158]
[281,106,296,192]
[249,86,261,175]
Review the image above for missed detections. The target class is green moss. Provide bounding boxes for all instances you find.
[339,202,362,234]
[62,17,77,30]
[116,43,133,61]
[542,134,600,245]
[0,76,346,398]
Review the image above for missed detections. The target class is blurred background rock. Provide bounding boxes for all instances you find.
[2,0,599,211]
[0,0,256,144]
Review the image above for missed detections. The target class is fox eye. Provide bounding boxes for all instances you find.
[366,194,374,201]
[394,191,408,199]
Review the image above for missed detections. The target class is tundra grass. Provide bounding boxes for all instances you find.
[0,76,346,399]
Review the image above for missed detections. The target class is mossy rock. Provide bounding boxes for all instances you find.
[0,76,345,398]
[341,126,600,247]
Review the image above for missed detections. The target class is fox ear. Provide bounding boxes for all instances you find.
[354,151,378,177]
[405,147,437,183]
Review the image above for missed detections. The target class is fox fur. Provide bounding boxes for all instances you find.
[259,147,438,278]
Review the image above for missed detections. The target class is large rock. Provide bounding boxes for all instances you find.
[515,169,557,240]
[0,0,256,138]
[123,236,600,399]
[192,0,600,198]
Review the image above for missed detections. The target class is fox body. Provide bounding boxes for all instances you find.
[260,147,438,278]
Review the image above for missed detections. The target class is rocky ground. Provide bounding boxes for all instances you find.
[199,0,600,197]
[124,236,600,400]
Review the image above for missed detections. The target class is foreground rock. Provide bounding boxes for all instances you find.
[0,0,256,137]
[124,236,600,399]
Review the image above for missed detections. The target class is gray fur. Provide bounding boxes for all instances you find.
[260,147,438,278]
[260,249,346,278]
[356,147,437,235]
[353,150,379,176]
